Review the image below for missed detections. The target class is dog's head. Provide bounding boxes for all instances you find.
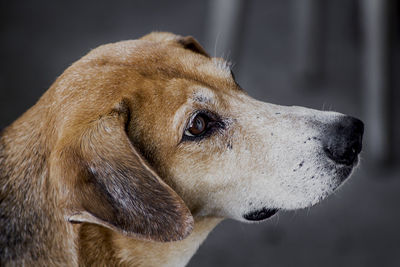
[47,32,363,242]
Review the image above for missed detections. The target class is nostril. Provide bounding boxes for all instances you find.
[342,145,358,164]
[323,146,335,162]
[324,145,357,166]
[324,144,358,166]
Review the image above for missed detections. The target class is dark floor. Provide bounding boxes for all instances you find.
[1,1,399,266]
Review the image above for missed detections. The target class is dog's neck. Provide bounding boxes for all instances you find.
[0,110,77,265]
[78,216,222,266]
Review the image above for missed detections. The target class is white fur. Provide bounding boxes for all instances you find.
[169,88,355,223]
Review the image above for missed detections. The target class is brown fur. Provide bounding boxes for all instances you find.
[0,32,235,266]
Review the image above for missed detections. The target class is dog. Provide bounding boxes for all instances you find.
[0,32,363,266]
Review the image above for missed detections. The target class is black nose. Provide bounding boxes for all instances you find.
[322,116,364,165]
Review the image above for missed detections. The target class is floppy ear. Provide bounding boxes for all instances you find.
[60,101,193,242]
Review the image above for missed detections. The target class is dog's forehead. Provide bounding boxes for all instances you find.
[85,39,234,90]
[65,39,241,126]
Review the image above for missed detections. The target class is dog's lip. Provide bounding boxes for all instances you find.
[243,208,279,221]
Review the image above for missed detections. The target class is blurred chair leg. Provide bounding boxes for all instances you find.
[206,0,246,63]
[360,0,392,163]
[294,0,325,85]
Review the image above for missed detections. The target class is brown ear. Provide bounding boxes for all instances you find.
[177,36,210,57]
[141,32,210,57]
[62,101,193,242]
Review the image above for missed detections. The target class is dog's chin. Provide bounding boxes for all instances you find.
[243,208,279,222]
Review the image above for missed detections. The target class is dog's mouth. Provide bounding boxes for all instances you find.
[243,208,279,221]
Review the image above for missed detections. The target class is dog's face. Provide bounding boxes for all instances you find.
[50,33,362,242]
[163,96,362,222]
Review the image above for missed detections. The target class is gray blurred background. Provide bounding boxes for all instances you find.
[1,0,399,266]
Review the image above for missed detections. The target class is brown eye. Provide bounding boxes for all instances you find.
[186,114,207,136]
[182,111,225,142]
